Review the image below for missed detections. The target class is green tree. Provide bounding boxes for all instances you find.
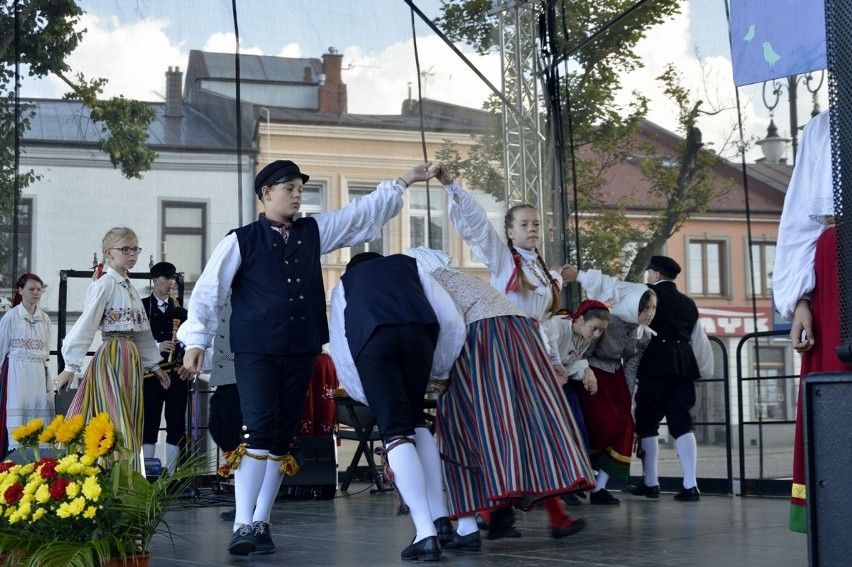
[436,1,732,281]
[0,0,156,281]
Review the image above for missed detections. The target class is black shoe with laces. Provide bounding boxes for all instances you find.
[251,521,275,554]
[228,524,256,556]
[590,488,621,505]
[674,486,701,501]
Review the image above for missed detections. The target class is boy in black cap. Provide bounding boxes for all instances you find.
[629,255,713,501]
[178,159,436,556]
[141,261,188,474]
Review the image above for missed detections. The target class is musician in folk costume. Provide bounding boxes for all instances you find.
[141,261,189,474]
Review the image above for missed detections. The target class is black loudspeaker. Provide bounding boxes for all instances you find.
[278,436,337,500]
[802,372,852,566]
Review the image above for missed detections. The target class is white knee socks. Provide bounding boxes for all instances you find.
[456,515,479,537]
[594,470,610,492]
[165,443,180,475]
[387,439,437,542]
[142,443,155,459]
[413,427,449,519]
[252,454,286,524]
[641,436,659,487]
[233,449,267,531]
[675,432,698,489]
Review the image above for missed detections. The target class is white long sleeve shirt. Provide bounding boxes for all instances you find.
[773,110,834,320]
[445,181,563,363]
[178,180,406,351]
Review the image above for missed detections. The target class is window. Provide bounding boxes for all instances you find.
[296,183,324,218]
[409,189,445,250]
[348,185,384,254]
[161,202,206,284]
[748,241,776,298]
[687,238,729,297]
[0,198,33,281]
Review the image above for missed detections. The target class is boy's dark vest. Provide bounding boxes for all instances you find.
[230,215,327,355]
[341,254,439,360]
[141,295,187,364]
[637,280,701,380]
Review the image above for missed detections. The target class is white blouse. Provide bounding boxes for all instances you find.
[0,303,51,364]
[178,180,406,351]
[773,110,834,320]
[61,266,161,373]
[445,180,563,363]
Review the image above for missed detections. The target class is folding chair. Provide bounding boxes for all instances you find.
[334,396,392,493]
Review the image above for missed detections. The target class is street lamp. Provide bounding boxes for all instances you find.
[758,71,824,165]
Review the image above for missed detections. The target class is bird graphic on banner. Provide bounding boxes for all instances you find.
[763,41,782,67]
[744,24,756,42]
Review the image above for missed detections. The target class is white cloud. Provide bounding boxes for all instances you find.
[203,32,264,56]
[342,36,501,115]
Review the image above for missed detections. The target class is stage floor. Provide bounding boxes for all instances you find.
[147,482,806,566]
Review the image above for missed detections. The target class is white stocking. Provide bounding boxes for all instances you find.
[641,436,659,487]
[413,427,449,519]
[233,449,267,531]
[253,454,286,524]
[675,432,698,489]
[387,440,436,542]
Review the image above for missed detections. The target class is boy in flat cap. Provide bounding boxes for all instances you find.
[630,255,713,501]
[178,159,436,556]
[141,261,188,474]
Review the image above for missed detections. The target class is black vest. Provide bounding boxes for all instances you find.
[230,215,327,355]
[341,255,439,360]
[637,280,701,380]
[141,295,187,363]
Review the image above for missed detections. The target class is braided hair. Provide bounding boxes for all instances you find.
[504,204,560,316]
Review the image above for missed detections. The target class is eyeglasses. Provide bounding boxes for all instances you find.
[110,246,142,255]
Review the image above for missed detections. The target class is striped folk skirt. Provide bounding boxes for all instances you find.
[436,316,595,518]
[576,366,633,480]
[66,334,144,472]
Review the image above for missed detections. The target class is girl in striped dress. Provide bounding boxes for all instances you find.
[55,227,170,471]
[404,248,594,550]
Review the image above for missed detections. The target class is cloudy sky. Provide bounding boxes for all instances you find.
[21,0,828,164]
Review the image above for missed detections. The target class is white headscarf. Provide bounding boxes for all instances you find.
[610,283,657,339]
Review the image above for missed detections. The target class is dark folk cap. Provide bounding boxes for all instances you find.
[646,255,681,278]
[254,160,310,197]
[150,261,177,279]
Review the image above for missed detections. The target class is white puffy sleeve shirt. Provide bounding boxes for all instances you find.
[329,264,466,406]
[446,181,562,363]
[178,180,406,351]
[61,267,161,373]
[773,110,833,320]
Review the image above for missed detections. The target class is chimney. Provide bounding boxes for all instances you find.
[304,66,313,82]
[165,66,183,118]
[318,51,347,114]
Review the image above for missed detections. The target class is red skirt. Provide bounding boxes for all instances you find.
[791,227,851,532]
[576,366,633,480]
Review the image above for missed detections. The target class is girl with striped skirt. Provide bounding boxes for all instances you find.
[436,161,591,541]
[405,247,595,551]
[55,227,170,472]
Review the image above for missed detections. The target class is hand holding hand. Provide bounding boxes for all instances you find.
[159,340,176,355]
[582,367,598,395]
[429,162,454,185]
[560,264,579,283]
[428,378,448,395]
[400,162,435,186]
[554,364,569,385]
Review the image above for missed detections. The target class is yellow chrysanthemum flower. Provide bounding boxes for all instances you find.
[68,497,85,516]
[38,415,65,444]
[66,482,80,498]
[35,484,50,504]
[56,502,71,519]
[83,505,97,519]
[83,413,116,459]
[82,476,102,501]
[31,507,46,522]
[54,415,85,444]
[11,418,44,442]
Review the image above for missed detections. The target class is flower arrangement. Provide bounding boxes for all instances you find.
[0,414,197,567]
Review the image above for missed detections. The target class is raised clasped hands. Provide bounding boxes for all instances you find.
[428,161,454,185]
[560,264,579,283]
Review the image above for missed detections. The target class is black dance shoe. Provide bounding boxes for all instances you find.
[444,531,482,551]
[401,536,441,561]
[251,521,275,554]
[550,516,586,539]
[590,488,621,505]
[674,486,701,501]
[434,516,455,546]
[486,506,522,540]
[628,481,661,498]
[227,524,256,556]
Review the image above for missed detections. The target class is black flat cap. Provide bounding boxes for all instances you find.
[150,261,177,279]
[254,160,310,197]
[647,255,681,278]
[346,252,383,272]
